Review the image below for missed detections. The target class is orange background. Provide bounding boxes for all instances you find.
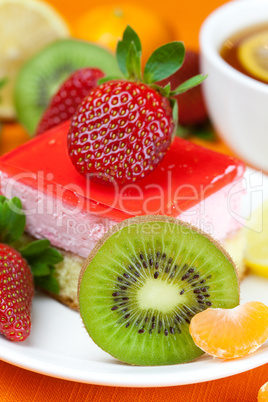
[1,0,268,401]
[49,0,228,50]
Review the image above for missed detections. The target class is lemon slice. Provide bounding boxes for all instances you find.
[238,31,268,82]
[0,0,69,120]
[244,200,268,277]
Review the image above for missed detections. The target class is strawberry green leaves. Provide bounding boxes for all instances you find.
[20,239,51,257]
[0,196,25,244]
[144,42,185,83]
[150,83,171,97]
[125,41,142,81]
[20,239,62,294]
[34,272,60,295]
[170,98,179,132]
[98,75,122,85]
[116,25,142,81]
[0,195,62,294]
[170,74,207,96]
[115,26,207,107]
[116,26,185,84]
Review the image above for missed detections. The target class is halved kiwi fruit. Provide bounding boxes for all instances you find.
[78,216,239,366]
[14,39,122,135]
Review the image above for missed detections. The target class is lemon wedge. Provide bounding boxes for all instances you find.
[238,31,268,83]
[245,200,268,277]
[0,0,69,120]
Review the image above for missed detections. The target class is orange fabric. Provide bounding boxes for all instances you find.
[0,359,267,401]
[1,0,267,400]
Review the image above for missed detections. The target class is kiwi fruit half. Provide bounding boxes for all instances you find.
[78,216,239,366]
[14,39,122,135]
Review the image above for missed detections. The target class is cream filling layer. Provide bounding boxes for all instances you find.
[0,173,244,258]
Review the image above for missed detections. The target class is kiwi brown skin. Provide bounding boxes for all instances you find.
[78,215,240,366]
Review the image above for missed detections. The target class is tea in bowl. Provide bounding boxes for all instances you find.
[199,0,268,172]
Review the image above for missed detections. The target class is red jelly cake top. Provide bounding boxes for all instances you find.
[0,121,245,221]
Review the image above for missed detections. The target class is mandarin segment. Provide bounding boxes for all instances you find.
[258,382,268,402]
[189,301,268,359]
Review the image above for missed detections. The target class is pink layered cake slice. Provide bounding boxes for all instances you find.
[0,121,245,308]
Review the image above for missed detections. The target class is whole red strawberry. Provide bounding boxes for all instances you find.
[68,80,174,184]
[0,244,34,342]
[67,27,206,185]
[36,68,104,136]
[159,51,208,126]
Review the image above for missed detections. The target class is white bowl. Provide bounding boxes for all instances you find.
[199,0,268,172]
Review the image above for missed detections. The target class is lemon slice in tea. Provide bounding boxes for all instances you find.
[238,31,268,83]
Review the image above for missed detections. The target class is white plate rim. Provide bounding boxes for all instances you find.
[0,275,268,388]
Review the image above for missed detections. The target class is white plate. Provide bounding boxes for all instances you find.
[0,168,268,387]
[0,276,267,387]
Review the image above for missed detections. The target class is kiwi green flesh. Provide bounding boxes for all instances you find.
[79,218,239,366]
[14,39,122,135]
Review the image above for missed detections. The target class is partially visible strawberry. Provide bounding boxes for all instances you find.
[35,68,104,135]
[159,51,208,126]
[0,195,63,342]
[0,244,34,342]
[67,27,206,185]
[68,80,174,185]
